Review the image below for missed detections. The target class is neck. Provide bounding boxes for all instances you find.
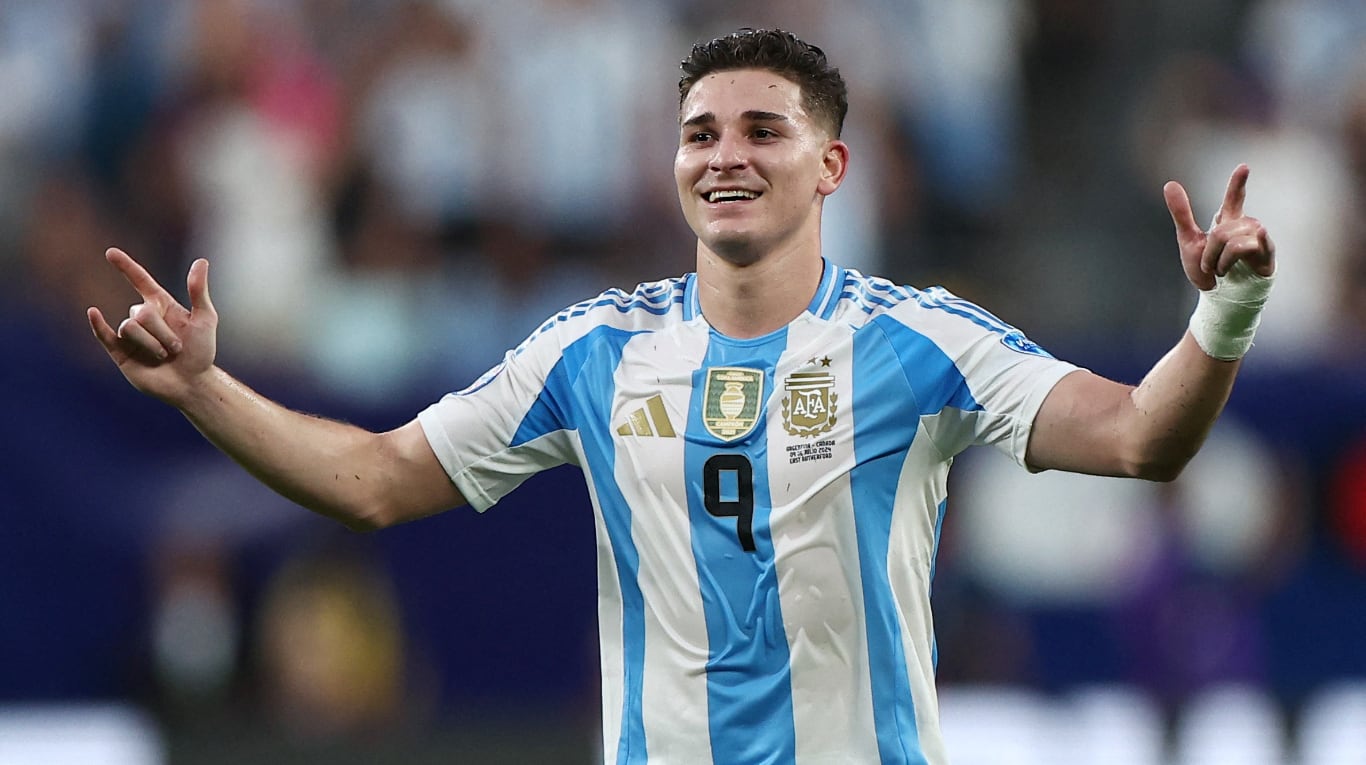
[694,237,825,339]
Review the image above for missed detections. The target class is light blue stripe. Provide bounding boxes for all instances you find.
[929,498,948,670]
[841,288,903,315]
[914,290,1056,358]
[850,318,984,764]
[920,300,1000,337]
[684,331,796,765]
[871,316,982,415]
[915,287,1012,335]
[511,326,651,763]
[684,273,699,321]
[861,277,913,302]
[808,259,841,319]
[850,327,924,765]
[931,290,1011,333]
[517,281,685,351]
[565,293,676,319]
[835,276,919,317]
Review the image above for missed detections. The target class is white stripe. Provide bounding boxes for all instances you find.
[585,468,626,765]
[888,424,953,764]
[771,322,882,762]
[814,264,842,317]
[615,333,714,763]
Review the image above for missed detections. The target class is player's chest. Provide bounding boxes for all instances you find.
[601,327,862,476]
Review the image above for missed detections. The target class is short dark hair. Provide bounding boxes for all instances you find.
[679,28,848,138]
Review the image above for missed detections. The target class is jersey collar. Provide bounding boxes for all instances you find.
[684,258,842,324]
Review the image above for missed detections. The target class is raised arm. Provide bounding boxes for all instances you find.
[87,248,465,529]
[1025,164,1276,480]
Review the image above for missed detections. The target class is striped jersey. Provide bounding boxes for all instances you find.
[418,259,1080,764]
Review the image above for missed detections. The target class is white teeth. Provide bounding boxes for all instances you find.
[706,189,759,202]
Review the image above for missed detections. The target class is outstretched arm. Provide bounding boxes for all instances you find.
[88,248,465,529]
[1025,164,1276,480]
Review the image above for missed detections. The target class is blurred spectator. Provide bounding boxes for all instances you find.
[254,545,413,738]
[302,168,451,402]
[949,415,1295,704]
[169,0,342,371]
[348,1,488,236]
[1128,0,1365,365]
[998,0,1190,347]
[468,0,679,247]
[1112,417,1294,705]
[1328,433,1366,567]
[1140,53,1349,363]
[148,451,340,719]
[149,538,239,711]
[873,0,1029,219]
[1335,68,1366,355]
[0,3,94,263]
[949,449,1161,607]
[436,220,611,382]
[1243,0,1366,136]
[16,171,142,366]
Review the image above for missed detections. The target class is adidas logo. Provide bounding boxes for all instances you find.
[616,394,676,438]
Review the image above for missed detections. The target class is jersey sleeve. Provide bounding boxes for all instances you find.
[950,329,1080,467]
[895,288,1082,467]
[417,318,579,512]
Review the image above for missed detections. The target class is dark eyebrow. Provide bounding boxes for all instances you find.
[681,111,715,129]
[680,110,792,129]
[743,110,790,124]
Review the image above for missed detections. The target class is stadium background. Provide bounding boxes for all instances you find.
[1,0,1365,762]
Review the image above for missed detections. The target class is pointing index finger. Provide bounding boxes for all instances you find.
[1218,164,1249,222]
[106,248,175,304]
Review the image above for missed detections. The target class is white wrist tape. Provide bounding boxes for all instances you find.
[1188,259,1274,361]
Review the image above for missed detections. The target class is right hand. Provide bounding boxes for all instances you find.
[87,248,218,404]
[1162,164,1276,292]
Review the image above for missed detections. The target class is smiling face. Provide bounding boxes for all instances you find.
[674,68,848,266]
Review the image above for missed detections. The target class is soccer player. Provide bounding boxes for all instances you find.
[89,28,1275,765]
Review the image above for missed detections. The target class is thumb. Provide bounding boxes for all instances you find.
[187,259,216,317]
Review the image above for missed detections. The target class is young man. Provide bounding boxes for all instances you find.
[90,28,1275,765]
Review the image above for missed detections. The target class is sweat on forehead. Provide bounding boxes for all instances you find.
[682,70,805,115]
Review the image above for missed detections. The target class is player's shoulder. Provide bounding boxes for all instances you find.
[516,275,689,350]
[828,267,927,326]
[560,275,688,330]
[832,268,1041,342]
[832,269,1055,358]
[832,269,992,329]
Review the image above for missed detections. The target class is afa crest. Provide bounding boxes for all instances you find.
[782,371,837,438]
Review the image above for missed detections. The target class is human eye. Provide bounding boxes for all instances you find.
[752,127,779,140]
[688,130,714,144]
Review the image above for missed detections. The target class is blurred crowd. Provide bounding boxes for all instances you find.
[5,0,1366,384]
[2,0,1366,760]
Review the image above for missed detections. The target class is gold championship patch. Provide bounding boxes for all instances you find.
[702,367,764,442]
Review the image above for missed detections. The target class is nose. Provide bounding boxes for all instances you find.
[708,132,749,173]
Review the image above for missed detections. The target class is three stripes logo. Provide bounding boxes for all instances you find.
[616,394,677,438]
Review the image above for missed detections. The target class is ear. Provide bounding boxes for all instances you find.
[817,140,850,197]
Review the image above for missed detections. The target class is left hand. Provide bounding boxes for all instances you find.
[87,249,219,405]
[1163,163,1276,291]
